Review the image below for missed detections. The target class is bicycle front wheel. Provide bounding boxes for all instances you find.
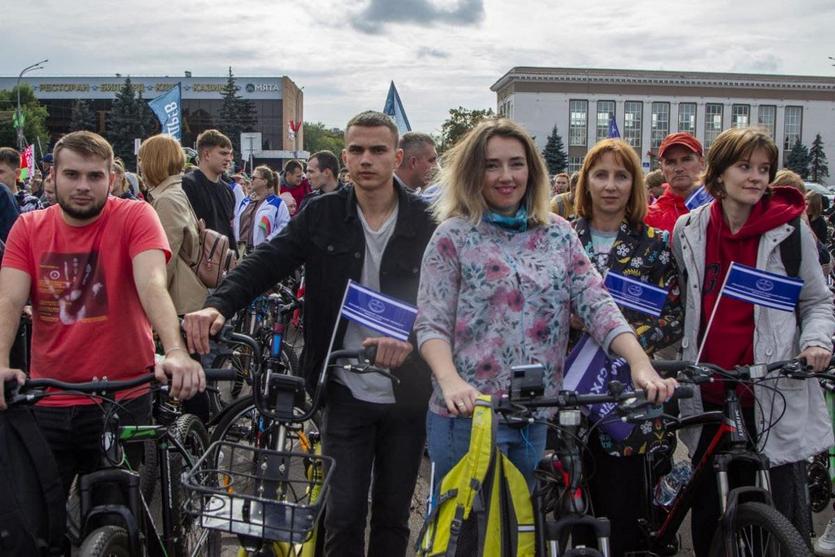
[79,525,131,557]
[170,414,211,557]
[708,501,810,557]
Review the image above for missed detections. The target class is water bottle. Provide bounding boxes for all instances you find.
[654,460,692,508]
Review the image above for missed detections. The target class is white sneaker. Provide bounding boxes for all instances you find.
[816,517,835,557]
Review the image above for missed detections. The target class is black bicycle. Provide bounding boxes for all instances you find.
[495,363,693,557]
[3,366,238,557]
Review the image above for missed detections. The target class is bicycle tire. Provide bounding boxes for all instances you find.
[169,413,210,557]
[707,501,810,557]
[79,525,131,557]
[139,439,158,503]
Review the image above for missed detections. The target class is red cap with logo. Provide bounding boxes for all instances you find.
[658,132,703,159]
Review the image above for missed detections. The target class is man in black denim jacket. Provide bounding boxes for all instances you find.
[185,111,435,557]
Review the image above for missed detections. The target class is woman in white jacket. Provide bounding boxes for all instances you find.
[233,165,290,254]
[671,127,834,555]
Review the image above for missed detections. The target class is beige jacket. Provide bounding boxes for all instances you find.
[148,175,207,315]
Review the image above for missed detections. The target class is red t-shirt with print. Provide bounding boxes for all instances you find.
[2,198,171,406]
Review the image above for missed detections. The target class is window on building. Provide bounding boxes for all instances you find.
[596,100,615,141]
[757,105,776,138]
[731,104,750,128]
[678,103,696,134]
[569,100,588,147]
[783,106,803,152]
[568,155,584,174]
[650,102,670,151]
[704,103,724,148]
[624,101,643,150]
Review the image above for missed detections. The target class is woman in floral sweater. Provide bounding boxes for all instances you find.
[414,119,677,487]
[571,138,683,555]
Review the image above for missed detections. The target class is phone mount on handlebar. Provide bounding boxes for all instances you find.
[510,364,545,401]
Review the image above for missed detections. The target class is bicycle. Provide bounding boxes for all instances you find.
[3,367,238,557]
[494,364,692,557]
[643,358,827,557]
[210,282,302,415]
[186,335,396,557]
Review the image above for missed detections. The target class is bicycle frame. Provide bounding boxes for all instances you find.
[642,387,773,555]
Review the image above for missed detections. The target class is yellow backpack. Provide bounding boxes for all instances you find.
[416,396,535,557]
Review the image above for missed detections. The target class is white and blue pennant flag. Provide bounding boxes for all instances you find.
[339,280,418,341]
[383,81,412,135]
[604,271,668,317]
[607,114,620,139]
[684,185,712,210]
[148,83,182,141]
[721,262,803,312]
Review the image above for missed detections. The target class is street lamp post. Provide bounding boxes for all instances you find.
[15,59,48,150]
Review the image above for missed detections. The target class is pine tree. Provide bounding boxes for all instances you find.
[219,67,258,163]
[107,77,147,169]
[69,99,97,132]
[786,139,811,180]
[809,133,830,183]
[542,125,568,174]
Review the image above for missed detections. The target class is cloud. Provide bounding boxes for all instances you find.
[416,47,451,59]
[351,0,485,33]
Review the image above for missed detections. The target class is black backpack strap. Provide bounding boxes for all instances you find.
[9,408,66,552]
[780,217,802,278]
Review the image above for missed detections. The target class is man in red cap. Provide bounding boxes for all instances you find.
[644,132,707,233]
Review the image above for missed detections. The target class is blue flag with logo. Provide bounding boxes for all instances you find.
[604,271,668,317]
[148,83,182,141]
[721,262,803,312]
[383,81,412,135]
[339,280,418,341]
[684,185,712,210]
[607,115,620,138]
[563,335,635,441]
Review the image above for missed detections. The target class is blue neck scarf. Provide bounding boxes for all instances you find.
[483,205,528,232]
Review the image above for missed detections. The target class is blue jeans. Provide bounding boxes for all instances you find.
[425,410,547,495]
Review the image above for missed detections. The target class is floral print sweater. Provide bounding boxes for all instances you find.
[415,215,633,417]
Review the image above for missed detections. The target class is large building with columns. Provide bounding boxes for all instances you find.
[491,67,835,178]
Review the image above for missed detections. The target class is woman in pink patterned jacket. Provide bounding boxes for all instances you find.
[415,118,677,487]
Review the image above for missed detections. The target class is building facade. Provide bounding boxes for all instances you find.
[0,74,304,159]
[491,67,835,177]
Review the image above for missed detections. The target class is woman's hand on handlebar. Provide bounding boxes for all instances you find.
[631,361,678,405]
[438,373,480,417]
[362,337,412,369]
[183,307,226,355]
[154,349,206,400]
[798,346,833,373]
[0,367,26,411]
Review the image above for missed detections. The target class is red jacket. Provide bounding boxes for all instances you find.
[644,184,689,234]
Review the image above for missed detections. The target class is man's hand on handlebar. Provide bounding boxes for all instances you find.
[183,307,226,355]
[0,368,26,411]
[154,348,206,400]
[362,337,412,369]
[798,346,833,373]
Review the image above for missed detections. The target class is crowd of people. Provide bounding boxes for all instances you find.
[0,109,833,557]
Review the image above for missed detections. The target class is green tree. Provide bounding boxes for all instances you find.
[786,139,811,179]
[439,106,495,152]
[107,77,155,169]
[541,125,568,174]
[69,99,97,132]
[219,67,257,162]
[809,133,830,183]
[303,122,345,155]
[0,83,49,150]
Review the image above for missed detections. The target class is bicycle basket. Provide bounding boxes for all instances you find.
[183,441,333,543]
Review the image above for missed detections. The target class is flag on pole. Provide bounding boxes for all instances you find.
[383,81,412,135]
[148,83,182,141]
[721,262,803,312]
[607,114,620,138]
[339,280,418,341]
[19,144,34,182]
[684,185,712,210]
[604,271,669,317]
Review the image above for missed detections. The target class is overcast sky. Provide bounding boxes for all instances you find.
[2,0,834,134]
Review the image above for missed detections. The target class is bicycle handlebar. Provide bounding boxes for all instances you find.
[652,357,835,384]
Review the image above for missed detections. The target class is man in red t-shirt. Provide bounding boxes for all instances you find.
[0,131,204,494]
[279,159,311,215]
[644,132,706,233]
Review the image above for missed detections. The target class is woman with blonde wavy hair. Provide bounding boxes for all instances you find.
[414,118,676,489]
